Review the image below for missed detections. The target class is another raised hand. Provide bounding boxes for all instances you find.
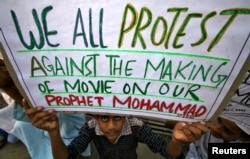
[167,121,209,158]
[22,99,59,133]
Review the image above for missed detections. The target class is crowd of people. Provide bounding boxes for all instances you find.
[0,55,249,158]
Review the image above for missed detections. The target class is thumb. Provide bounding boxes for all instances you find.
[22,98,31,110]
[174,122,187,130]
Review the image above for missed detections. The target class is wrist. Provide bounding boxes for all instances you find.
[171,136,182,145]
[48,127,60,137]
[167,137,183,158]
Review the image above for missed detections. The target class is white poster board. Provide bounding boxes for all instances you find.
[0,0,250,121]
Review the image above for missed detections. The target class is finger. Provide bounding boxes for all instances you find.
[23,98,45,119]
[25,106,43,120]
[182,126,192,136]
[33,113,55,128]
[182,127,196,142]
[178,122,194,136]
[191,121,209,133]
[32,110,56,129]
[31,109,53,124]
[22,98,30,110]
[206,121,214,129]
[184,123,208,140]
[174,122,187,130]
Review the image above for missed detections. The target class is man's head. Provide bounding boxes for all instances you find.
[96,115,126,143]
[208,117,250,141]
[212,68,250,142]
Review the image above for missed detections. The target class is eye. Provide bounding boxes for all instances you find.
[100,116,109,122]
[223,127,234,135]
[114,116,121,121]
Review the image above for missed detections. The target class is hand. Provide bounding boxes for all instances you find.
[172,121,209,143]
[22,99,59,133]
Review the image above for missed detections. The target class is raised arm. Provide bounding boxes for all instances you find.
[167,121,209,158]
[22,99,69,159]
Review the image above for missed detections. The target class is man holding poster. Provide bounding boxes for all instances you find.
[164,69,250,158]
[23,99,209,159]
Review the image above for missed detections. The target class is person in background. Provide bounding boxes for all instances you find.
[0,58,21,149]
[166,69,250,159]
[0,58,91,158]
[185,107,250,159]
[186,69,250,159]
[0,93,20,149]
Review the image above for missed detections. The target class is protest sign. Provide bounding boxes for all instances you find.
[0,0,249,121]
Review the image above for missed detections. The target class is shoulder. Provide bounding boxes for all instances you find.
[87,118,98,129]
[77,118,96,136]
[128,117,144,127]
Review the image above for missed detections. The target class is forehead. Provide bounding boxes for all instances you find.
[97,115,126,119]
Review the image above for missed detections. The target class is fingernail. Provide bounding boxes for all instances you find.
[37,106,42,110]
[200,121,206,125]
